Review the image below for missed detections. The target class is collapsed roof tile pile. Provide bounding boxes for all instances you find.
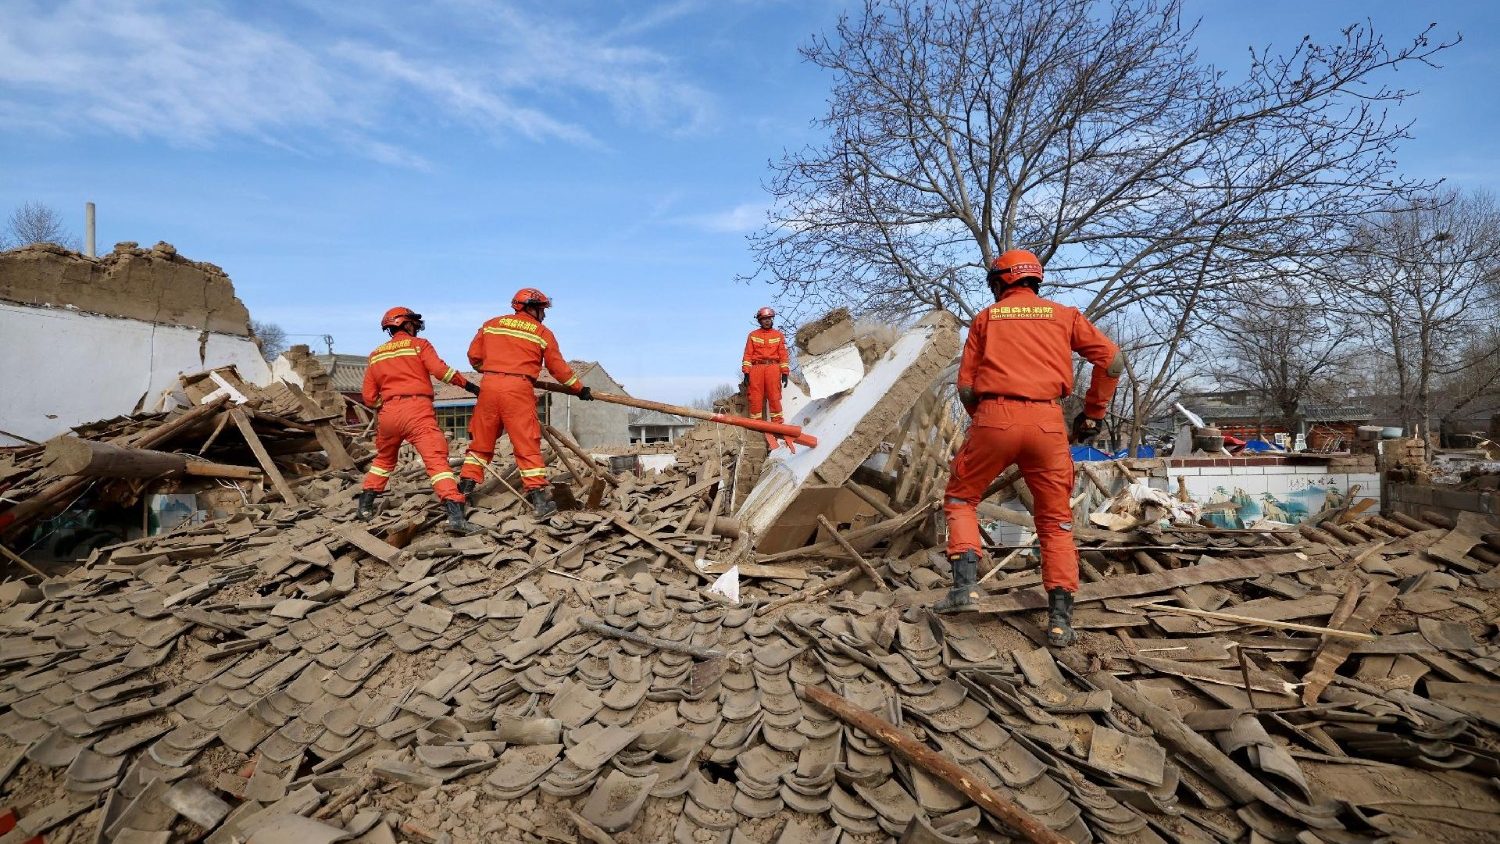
[3,382,1500,843]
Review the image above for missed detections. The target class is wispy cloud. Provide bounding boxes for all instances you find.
[678,201,769,234]
[0,0,716,164]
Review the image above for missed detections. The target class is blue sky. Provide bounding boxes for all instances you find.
[2,1,1496,404]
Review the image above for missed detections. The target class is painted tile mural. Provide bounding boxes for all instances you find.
[1169,467,1380,527]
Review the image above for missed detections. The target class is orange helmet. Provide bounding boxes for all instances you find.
[380,307,424,332]
[756,306,775,320]
[988,249,1044,287]
[512,288,552,312]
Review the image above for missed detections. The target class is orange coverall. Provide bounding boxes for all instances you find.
[461,313,582,491]
[361,332,468,504]
[742,328,790,422]
[944,287,1120,593]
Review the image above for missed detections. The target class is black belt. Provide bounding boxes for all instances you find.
[977,394,1057,404]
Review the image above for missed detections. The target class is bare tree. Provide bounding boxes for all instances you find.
[5,201,79,250]
[691,382,738,412]
[251,321,289,361]
[1208,286,1358,436]
[1341,189,1500,436]
[748,0,1453,329]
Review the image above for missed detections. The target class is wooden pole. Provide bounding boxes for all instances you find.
[543,424,619,487]
[686,513,742,539]
[800,685,1070,844]
[539,425,587,486]
[230,408,300,505]
[533,381,816,446]
[816,515,890,592]
[0,541,47,579]
[43,437,260,481]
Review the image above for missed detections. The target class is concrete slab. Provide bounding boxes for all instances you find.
[737,311,961,547]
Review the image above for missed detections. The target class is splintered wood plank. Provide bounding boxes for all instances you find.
[230,408,299,505]
[1301,582,1397,705]
[334,524,401,564]
[314,423,357,471]
[611,515,707,581]
[961,553,1323,615]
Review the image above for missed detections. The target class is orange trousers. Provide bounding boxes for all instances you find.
[943,398,1079,593]
[461,375,547,491]
[746,363,784,422]
[363,396,463,503]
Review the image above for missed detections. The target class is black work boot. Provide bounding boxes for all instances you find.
[934,551,980,613]
[457,478,477,503]
[1047,587,1077,647]
[443,500,482,535]
[526,488,558,519]
[356,491,378,522]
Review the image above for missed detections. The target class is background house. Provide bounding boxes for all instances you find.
[1175,389,1373,450]
[628,409,695,444]
[428,360,632,448]
[277,350,634,447]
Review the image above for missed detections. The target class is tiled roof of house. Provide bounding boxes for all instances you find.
[313,354,371,394]
[628,409,695,428]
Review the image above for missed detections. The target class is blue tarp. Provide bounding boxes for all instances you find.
[1112,445,1156,459]
[1070,445,1112,461]
[1242,438,1284,452]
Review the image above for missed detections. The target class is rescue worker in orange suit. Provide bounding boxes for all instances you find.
[358,307,482,535]
[742,307,790,424]
[460,288,591,518]
[937,250,1123,648]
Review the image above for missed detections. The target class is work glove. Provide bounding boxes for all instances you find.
[958,386,978,417]
[577,386,594,401]
[1070,412,1102,444]
[781,374,789,387]
[741,373,750,389]
[462,382,481,397]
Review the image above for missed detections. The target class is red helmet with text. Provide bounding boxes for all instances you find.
[987,249,1044,287]
[380,307,424,332]
[756,306,775,320]
[511,288,552,312]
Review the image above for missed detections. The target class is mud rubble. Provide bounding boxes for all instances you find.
[3,374,1500,843]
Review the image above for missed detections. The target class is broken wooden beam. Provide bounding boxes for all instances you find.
[1135,602,1378,641]
[758,501,935,564]
[800,684,1070,844]
[1087,669,1330,827]
[579,617,730,660]
[229,408,300,505]
[913,552,1322,613]
[43,437,261,481]
[610,515,708,581]
[816,515,890,592]
[685,513,742,539]
[1300,582,1398,704]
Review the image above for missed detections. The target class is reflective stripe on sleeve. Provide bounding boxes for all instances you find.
[562,375,579,387]
[442,368,457,383]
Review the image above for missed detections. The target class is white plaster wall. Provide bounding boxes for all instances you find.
[268,354,306,388]
[0,302,272,445]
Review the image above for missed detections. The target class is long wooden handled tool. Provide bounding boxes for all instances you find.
[533,381,817,448]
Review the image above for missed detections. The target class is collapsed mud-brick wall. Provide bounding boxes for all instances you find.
[0,242,272,445]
